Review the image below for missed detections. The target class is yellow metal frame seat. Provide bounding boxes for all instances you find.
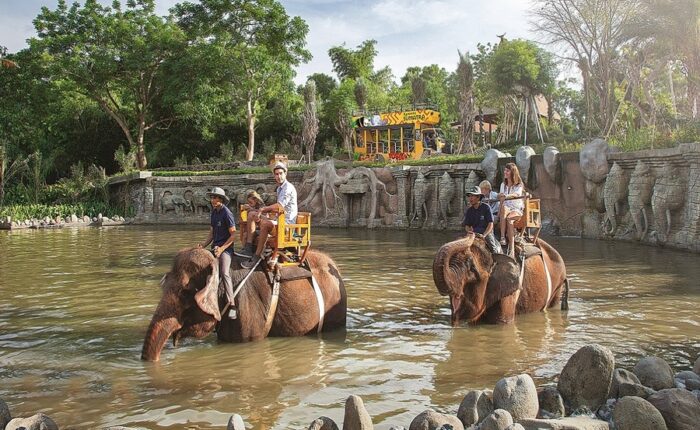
[239,209,312,266]
[513,196,542,243]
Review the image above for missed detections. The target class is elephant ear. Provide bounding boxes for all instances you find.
[484,254,521,309]
[433,234,475,296]
[194,259,221,321]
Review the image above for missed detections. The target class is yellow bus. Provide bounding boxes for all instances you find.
[352,105,450,161]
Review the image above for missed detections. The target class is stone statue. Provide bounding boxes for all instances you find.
[602,162,629,236]
[160,191,191,214]
[409,171,432,227]
[144,187,154,213]
[191,190,211,215]
[480,149,507,185]
[580,138,612,184]
[516,145,536,185]
[651,165,688,243]
[627,160,655,240]
[438,172,455,229]
[543,146,561,184]
[130,187,144,214]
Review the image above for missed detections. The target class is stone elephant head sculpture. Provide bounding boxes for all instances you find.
[432,233,568,325]
[651,165,687,243]
[142,248,347,361]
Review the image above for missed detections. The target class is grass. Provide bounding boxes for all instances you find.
[0,202,124,222]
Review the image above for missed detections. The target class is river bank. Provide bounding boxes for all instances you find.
[2,345,698,429]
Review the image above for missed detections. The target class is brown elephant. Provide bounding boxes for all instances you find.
[432,233,569,325]
[141,247,347,361]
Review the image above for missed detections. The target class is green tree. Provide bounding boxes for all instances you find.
[174,0,310,161]
[301,80,319,162]
[455,52,475,153]
[32,0,188,170]
[328,40,379,81]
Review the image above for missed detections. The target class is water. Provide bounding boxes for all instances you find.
[0,226,699,429]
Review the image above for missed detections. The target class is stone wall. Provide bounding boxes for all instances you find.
[111,143,700,253]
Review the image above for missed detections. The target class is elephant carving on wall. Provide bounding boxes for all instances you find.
[602,162,629,235]
[651,165,688,243]
[409,171,432,227]
[160,191,192,214]
[627,161,655,240]
[432,233,569,325]
[190,190,211,215]
[141,248,347,361]
[437,172,455,229]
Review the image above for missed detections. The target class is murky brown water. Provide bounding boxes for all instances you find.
[1,226,699,429]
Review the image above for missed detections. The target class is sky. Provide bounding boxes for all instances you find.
[0,0,538,84]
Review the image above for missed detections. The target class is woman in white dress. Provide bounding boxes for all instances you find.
[498,162,525,251]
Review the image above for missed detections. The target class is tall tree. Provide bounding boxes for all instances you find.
[456,51,475,153]
[175,0,311,161]
[301,81,319,163]
[629,0,700,118]
[531,0,637,134]
[32,0,187,170]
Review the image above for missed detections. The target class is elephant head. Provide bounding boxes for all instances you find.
[602,162,629,235]
[433,233,520,325]
[627,160,655,240]
[141,248,220,362]
[651,165,688,242]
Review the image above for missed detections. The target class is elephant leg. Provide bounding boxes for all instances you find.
[483,294,518,324]
[640,207,648,240]
[665,209,672,237]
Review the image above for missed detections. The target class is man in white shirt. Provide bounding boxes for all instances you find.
[241,162,297,268]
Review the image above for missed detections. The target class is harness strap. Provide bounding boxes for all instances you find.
[311,274,325,333]
[541,254,552,311]
[263,268,280,336]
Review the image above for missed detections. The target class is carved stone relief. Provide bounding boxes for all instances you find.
[627,161,655,240]
[438,172,456,229]
[602,162,629,235]
[651,165,688,243]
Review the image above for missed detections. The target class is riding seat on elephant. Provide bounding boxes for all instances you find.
[141,247,347,361]
[432,232,569,325]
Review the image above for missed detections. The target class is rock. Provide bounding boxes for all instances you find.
[408,410,464,430]
[580,138,611,183]
[481,149,507,184]
[389,427,407,430]
[609,368,641,398]
[516,146,536,184]
[557,344,615,412]
[686,379,700,391]
[538,386,565,418]
[618,382,656,399]
[694,357,700,375]
[83,215,91,223]
[227,414,245,430]
[612,396,667,430]
[505,425,525,430]
[5,413,58,430]
[104,427,138,429]
[493,374,539,420]
[343,395,373,430]
[92,217,98,223]
[674,370,700,389]
[71,214,78,223]
[518,416,610,429]
[543,146,561,183]
[98,213,103,221]
[0,398,10,430]
[633,357,674,391]
[457,389,493,426]
[309,416,340,430]
[647,388,700,430]
[479,409,513,430]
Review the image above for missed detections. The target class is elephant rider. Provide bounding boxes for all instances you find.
[197,187,237,316]
[240,162,298,269]
[235,190,265,256]
[461,186,502,254]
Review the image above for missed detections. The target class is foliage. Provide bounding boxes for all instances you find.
[0,202,121,221]
[31,0,189,170]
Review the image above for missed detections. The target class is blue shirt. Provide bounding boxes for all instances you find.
[210,205,236,254]
[461,202,493,235]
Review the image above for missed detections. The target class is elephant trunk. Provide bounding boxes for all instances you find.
[433,235,474,297]
[141,314,182,362]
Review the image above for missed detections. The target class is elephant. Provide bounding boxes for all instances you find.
[141,247,347,362]
[409,171,432,227]
[160,192,192,214]
[627,160,655,240]
[432,233,569,325]
[651,165,688,243]
[438,172,455,229]
[602,162,629,236]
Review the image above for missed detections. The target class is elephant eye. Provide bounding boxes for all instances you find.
[466,256,481,281]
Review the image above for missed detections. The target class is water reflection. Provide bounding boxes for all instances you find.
[0,226,698,428]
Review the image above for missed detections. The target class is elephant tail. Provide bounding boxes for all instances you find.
[141,315,182,362]
[560,278,570,311]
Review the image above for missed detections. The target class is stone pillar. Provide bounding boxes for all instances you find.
[393,168,410,227]
[683,145,700,252]
[425,169,444,229]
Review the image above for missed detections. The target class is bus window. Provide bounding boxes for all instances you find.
[402,126,413,153]
[356,130,364,148]
[390,127,401,153]
[379,129,389,154]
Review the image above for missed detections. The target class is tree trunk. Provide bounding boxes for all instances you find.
[136,118,148,170]
[246,98,256,161]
